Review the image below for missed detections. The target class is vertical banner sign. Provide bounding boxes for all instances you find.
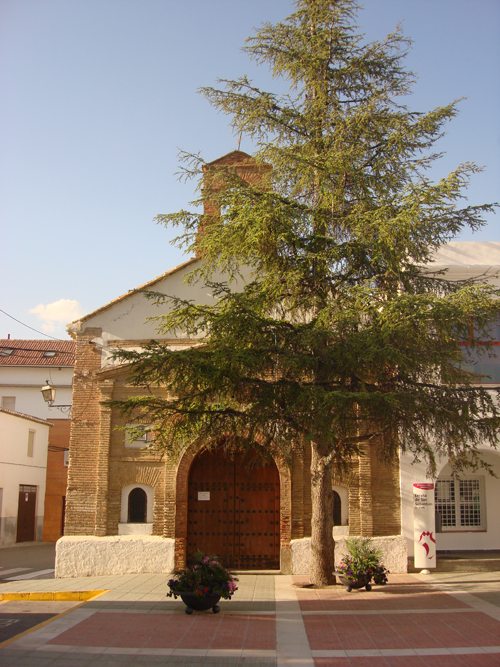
[413,482,436,569]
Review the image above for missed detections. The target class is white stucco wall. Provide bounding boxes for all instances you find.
[291,535,408,575]
[55,535,175,577]
[429,242,500,286]
[69,259,251,369]
[0,365,73,421]
[0,410,50,545]
[399,242,500,556]
[400,446,500,556]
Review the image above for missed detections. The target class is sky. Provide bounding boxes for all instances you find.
[1,0,499,341]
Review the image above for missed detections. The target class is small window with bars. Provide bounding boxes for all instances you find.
[125,424,154,449]
[435,477,484,530]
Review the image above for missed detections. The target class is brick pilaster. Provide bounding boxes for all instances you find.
[65,328,103,536]
[94,379,114,536]
[358,444,374,536]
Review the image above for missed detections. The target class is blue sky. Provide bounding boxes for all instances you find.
[1,0,499,340]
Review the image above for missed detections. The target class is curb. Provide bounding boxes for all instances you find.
[0,590,108,601]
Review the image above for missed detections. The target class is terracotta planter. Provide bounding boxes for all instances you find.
[336,574,372,592]
[178,592,221,614]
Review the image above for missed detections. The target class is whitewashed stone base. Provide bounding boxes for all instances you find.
[117,523,153,535]
[291,535,408,575]
[55,535,175,578]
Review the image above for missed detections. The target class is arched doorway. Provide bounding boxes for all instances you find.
[187,448,280,569]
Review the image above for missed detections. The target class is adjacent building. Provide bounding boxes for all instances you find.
[0,407,51,544]
[0,339,75,543]
[400,242,500,559]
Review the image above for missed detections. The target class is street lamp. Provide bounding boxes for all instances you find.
[41,382,56,405]
[41,381,72,414]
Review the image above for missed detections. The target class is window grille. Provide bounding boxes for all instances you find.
[435,478,483,530]
[459,479,482,527]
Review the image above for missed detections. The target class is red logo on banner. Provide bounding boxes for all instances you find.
[419,531,436,558]
[413,483,434,490]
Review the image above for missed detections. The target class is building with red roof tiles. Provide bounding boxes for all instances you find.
[0,339,75,544]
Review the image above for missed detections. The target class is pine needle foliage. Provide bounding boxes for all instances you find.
[110,0,500,586]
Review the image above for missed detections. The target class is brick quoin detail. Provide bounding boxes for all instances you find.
[65,327,104,536]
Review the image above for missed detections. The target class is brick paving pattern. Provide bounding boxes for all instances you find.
[0,573,499,665]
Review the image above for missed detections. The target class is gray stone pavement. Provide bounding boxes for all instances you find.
[0,570,500,665]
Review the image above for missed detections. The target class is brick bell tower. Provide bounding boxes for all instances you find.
[197,150,272,257]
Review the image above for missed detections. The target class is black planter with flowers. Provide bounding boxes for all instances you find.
[335,537,389,593]
[337,575,371,592]
[167,550,238,614]
[179,592,221,614]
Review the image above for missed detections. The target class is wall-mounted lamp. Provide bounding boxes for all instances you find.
[41,381,72,414]
[41,382,56,404]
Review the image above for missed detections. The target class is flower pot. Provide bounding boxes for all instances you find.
[336,574,371,592]
[178,592,221,614]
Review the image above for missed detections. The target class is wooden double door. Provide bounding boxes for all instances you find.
[187,448,280,570]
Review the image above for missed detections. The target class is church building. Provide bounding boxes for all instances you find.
[60,151,500,577]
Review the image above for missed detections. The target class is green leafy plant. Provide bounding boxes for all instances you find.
[336,538,389,585]
[167,551,238,600]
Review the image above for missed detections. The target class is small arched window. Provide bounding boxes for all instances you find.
[333,490,342,526]
[128,487,147,523]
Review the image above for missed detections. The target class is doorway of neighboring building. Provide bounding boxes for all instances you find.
[61,496,66,536]
[187,448,280,570]
[16,485,37,542]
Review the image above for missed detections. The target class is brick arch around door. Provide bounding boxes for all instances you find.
[174,446,291,571]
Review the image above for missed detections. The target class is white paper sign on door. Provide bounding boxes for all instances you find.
[198,491,210,501]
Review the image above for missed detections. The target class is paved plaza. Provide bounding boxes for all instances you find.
[1,571,500,665]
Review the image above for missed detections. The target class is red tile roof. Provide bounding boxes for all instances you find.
[0,339,75,367]
[0,406,53,426]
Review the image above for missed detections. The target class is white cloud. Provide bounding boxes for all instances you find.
[30,299,84,326]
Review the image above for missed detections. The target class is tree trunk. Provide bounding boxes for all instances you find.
[309,442,336,586]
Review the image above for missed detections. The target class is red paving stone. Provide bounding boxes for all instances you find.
[42,573,500,665]
[306,611,500,652]
[47,611,276,650]
[314,656,500,666]
[460,655,500,667]
[244,614,276,650]
[210,614,249,650]
[298,586,468,612]
[304,615,342,650]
